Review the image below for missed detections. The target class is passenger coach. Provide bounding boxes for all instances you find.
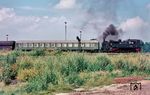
[15,40,100,52]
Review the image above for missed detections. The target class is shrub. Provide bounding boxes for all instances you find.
[61,59,77,76]
[127,64,138,73]
[2,64,14,85]
[89,56,112,71]
[66,74,84,87]
[53,50,63,56]
[6,55,17,65]
[0,55,17,84]
[74,55,88,72]
[29,49,45,56]
[25,69,58,93]
[105,63,114,72]
[25,75,48,93]
[138,60,150,73]
[10,51,21,57]
[18,69,38,81]
[2,61,18,85]
[115,60,129,70]
[43,70,58,85]
[20,61,33,70]
[61,55,89,76]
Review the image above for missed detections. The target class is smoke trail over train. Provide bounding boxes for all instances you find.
[76,0,150,42]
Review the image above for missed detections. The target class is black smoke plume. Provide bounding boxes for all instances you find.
[102,24,123,41]
[79,0,120,31]
[103,24,118,41]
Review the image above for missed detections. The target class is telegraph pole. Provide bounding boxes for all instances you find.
[6,34,8,41]
[64,22,67,40]
[80,31,82,41]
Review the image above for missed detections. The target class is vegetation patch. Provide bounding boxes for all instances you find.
[0,51,149,94]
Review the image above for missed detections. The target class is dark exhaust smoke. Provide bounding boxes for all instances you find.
[80,0,119,29]
[103,24,123,41]
[77,0,120,41]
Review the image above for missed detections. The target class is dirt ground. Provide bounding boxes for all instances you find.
[1,77,150,95]
[57,77,150,95]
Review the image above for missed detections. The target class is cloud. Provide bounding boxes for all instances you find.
[19,6,47,11]
[0,7,97,41]
[0,8,15,21]
[120,17,147,30]
[147,3,150,10]
[55,0,76,9]
[0,7,79,40]
[120,17,150,41]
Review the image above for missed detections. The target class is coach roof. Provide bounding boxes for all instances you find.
[16,40,98,43]
[0,41,15,46]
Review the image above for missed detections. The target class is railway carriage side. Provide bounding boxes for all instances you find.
[0,41,16,50]
[15,40,100,52]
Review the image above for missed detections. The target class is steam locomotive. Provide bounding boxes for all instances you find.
[0,39,144,53]
[101,39,144,53]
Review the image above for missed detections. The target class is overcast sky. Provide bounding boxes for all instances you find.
[0,0,150,41]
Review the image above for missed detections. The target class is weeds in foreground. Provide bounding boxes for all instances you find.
[0,51,149,94]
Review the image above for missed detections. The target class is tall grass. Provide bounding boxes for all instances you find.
[0,51,150,94]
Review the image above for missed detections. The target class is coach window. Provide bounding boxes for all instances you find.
[28,43,33,47]
[23,43,28,47]
[62,43,67,47]
[34,43,39,47]
[68,43,73,47]
[39,43,44,47]
[90,43,96,47]
[45,43,50,47]
[57,43,61,47]
[74,43,78,47]
[51,43,55,47]
[85,43,90,47]
[81,43,85,47]
[18,43,22,47]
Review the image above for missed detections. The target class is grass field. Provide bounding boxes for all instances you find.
[0,50,150,95]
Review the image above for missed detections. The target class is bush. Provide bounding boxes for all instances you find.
[2,64,15,85]
[105,63,114,72]
[138,60,150,73]
[74,55,88,72]
[115,60,129,70]
[61,58,77,76]
[88,56,111,71]
[26,75,48,93]
[66,74,84,87]
[53,50,63,56]
[10,51,21,57]
[61,55,89,76]
[18,69,38,81]
[19,61,33,70]
[44,70,58,85]
[128,64,138,73]
[115,59,139,75]
[29,49,45,56]
[25,69,58,93]
[6,55,17,65]
[2,61,18,85]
